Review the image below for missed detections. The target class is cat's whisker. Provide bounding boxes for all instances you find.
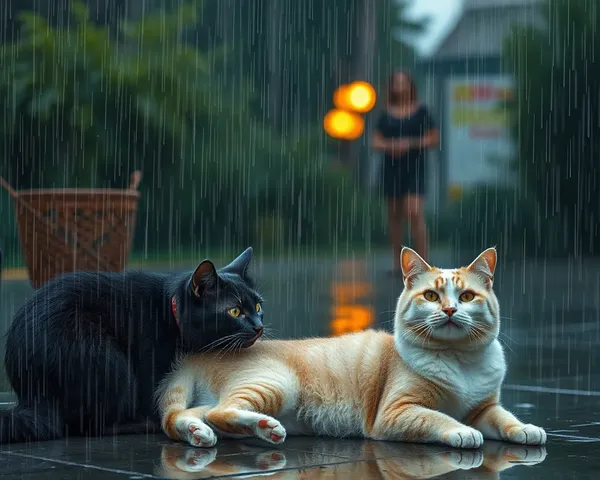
[498,331,518,344]
[199,337,231,353]
[469,326,492,346]
[215,335,243,360]
[408,322,432,344]
[468,328,484,344]
[255,279,268,292]
[200,333,240,353]
[420,325,433,348]
[207,331,251,355]
[410,322,430,334]
[404,327,422,345]
[225,339,240,357]
[380,317,397,328]
[498,337,516,355]
[209,334,238,346]
[261,324,280,334]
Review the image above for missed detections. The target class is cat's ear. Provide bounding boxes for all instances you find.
[190,260,218,296]
[400,247,431,287]
[466,247,497,287]
[222,247,253,277]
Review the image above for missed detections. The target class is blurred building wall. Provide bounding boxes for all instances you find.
[417,0,544,212]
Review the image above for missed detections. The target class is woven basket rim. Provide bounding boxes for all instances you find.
[15,189,140,197]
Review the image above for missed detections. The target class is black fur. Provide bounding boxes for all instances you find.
[0,247,264,443]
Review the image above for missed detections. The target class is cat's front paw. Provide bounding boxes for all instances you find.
[176,417,218,447]
[254,416,287,444]
[504,424,547,445]
[235,411,287,444]
[442,426,484,449]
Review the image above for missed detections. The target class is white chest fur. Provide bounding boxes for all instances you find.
[397,339,507,419]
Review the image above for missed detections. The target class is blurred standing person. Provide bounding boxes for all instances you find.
[371,71,439,273]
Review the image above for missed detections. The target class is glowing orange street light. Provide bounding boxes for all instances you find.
[333,81,377,114]
[323,109,365,140]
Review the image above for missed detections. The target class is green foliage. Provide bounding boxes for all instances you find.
[0,0,388,261]
[503,0,600,256]
[0,0,238,188]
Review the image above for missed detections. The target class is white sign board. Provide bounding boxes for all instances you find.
[445,75,516,188]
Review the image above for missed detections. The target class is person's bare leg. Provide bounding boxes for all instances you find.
[402,195,427,261]
[386,198,404,270]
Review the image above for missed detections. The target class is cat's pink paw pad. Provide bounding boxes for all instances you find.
[176,417,217,448]
[255,417,287,444]
[504,424,547,445]
[442,426,484,449]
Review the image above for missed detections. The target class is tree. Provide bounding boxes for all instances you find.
[0,0,387,258]
[0,0,239,189]
[504,0,600,256]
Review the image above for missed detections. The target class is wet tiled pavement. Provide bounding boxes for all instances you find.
[1,250,600,478]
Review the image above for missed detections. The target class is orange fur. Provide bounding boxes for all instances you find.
[164,411,181,439]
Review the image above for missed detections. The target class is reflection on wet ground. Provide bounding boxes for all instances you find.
[1,435,551,479]
[330,261,375,336]
[157,439,547,479]
[1,250,600,478]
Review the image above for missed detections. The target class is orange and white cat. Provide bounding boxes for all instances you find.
[157,247,546,449]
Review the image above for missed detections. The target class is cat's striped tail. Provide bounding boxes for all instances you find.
[0,402,62,443]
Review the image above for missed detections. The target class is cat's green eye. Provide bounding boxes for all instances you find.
[424,291,439,302]
[460,291,475,302]
[255,303,262,313]
[228,307,241,318]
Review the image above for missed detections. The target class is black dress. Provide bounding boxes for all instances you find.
[376,105,436,199]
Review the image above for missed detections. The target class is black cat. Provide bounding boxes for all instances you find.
[0,247,264,443]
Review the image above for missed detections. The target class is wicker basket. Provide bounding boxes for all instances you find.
[0,172,142,288]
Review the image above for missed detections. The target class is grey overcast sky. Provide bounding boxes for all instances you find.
[403,0,463,56]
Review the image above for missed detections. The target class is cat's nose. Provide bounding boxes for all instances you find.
[442,307,457,317]
[253,326,264,335]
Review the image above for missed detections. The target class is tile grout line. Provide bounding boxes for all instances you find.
[0,451,163,479]
[546,433,600,442]
[504,384,600,397]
